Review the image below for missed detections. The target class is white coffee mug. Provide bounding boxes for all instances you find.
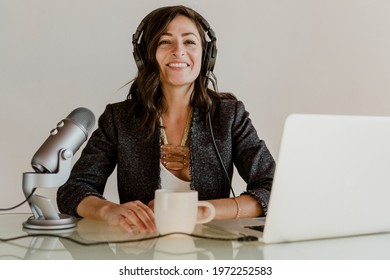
[154,189,215,235]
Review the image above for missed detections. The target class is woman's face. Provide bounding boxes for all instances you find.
[156,15,203,92]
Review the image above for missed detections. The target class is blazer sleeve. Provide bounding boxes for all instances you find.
[231,101,276,216]
[56,104,118,217]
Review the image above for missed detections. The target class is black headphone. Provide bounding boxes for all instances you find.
[132,7,217,77]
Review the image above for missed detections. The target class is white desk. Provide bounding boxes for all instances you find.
[1,213,390,260]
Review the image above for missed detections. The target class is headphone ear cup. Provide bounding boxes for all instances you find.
[202,42,210,75]
[133,45,143,70]
[133,44,145,71]
[208,41,217,73]
[202,41,217,75]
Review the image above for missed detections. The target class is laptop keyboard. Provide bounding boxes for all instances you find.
[244,225,264,232]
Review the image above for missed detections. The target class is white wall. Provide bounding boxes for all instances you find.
[1,0,390,213]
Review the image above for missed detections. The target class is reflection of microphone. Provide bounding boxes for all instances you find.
[22,107,95,230]
[31,107,96,173]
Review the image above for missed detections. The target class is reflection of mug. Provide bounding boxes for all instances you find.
[154,189,215,234]
[154,235,215,260]
[154,235,199,259]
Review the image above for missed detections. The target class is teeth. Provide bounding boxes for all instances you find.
[168,63,187,68]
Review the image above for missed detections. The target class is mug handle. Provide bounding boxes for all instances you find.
[196,201,216,224]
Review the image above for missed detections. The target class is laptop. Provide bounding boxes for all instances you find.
[208,113,390,244]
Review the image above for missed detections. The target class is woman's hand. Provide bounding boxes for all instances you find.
[77,196,156,233]
[102,200,157,233]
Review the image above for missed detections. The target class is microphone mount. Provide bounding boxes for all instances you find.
[22,148,76,230]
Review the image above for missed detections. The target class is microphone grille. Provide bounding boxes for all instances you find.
[66,107,96,135]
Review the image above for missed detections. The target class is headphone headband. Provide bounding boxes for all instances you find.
[132,7,217,75]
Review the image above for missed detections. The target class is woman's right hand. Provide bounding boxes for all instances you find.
[102,200,157,233]
[76,196,156,233]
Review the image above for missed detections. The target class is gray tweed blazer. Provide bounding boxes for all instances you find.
[57,99,275,217]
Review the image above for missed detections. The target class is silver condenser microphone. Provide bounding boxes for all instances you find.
[22,107,95,230]
[31,107,96,173]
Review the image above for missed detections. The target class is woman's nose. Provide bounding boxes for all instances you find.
[172,42,184,57]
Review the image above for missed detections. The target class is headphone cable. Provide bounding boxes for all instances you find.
[206,73,236,198]
[208,112,235,198]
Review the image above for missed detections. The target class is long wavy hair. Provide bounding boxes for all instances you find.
[127,5,236,138]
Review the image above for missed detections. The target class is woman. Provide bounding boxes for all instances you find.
[57,5,275,233]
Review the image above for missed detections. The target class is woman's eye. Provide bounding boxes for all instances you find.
[184,40,196,45]
[158,40,170,46]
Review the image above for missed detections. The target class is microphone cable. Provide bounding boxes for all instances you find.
[0,188,36,211]
[0,231,259,246]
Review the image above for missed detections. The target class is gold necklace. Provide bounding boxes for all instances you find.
[160,109,192,171]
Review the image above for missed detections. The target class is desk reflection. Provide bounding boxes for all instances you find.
[0,214,260,260]
[2,214,390,260]
[60,218,242,260]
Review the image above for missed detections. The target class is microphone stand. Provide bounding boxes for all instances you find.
[22,148,76,230]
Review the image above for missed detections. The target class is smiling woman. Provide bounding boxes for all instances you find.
[56,5,276,233]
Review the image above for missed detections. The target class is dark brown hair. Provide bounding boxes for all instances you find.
[127,5,236,137]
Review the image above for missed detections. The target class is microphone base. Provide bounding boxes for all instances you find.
[23,214,77,230]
